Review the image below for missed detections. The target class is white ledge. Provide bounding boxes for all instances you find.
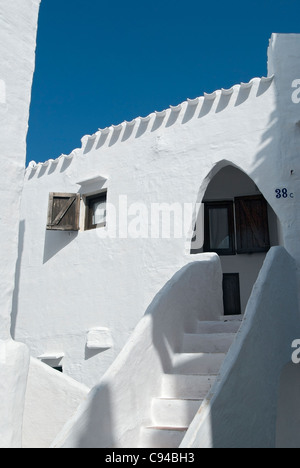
[86,328,113,350]
[76,175,107,186]
[37,353,65,360]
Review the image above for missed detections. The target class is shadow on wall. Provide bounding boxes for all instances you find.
[148,258,223,375]
[11,220,25,338]
[43,230,78,264]
[72,383,115,449]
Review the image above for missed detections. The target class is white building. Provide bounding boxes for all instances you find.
[1,0,300,449]
[0,0,88,449]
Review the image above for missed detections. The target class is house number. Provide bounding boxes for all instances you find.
[275,188,294,199]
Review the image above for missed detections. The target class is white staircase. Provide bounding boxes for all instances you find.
[139,316,242,448]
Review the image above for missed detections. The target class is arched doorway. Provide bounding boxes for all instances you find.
[191,164,282,315]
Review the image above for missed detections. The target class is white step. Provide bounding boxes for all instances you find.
[152,398,202,428]
[172,352,226,375]
[197,319,242,334]
[139,427,187,448]
[161,374,216,399]
[182,333,236,353]
[221,315,244,321]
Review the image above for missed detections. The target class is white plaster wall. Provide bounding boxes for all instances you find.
[268,34,300,265]
[0,0,41,448]
[0,340,30,448]
[181,247,300,448]
[14,35,300,387]
[51,256,223,448]
[0,0,41,338]
[23,358,89,448]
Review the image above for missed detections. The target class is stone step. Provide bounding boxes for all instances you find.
[161,374,216,399]
[172,352,226,375]
[182,333,236,353]
[139,426,187,449]
[152,398,202,428]
[197,319,242,334]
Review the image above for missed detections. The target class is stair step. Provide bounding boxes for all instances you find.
[182,333,236,353]
[152,398,202,427]
[197,319,242,334]
[161,374,216,399]
[220,315,244,321]
[139,426,187,449]
[172,352,226,375]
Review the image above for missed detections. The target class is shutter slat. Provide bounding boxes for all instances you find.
[50,196,76,227]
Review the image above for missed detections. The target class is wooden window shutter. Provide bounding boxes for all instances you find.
[235,195,270,254]
[47,193,80,231]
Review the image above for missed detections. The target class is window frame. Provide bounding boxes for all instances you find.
[203,200,236,256]
[85,191,107,231]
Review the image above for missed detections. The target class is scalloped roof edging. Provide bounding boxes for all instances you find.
[26,74,274,177]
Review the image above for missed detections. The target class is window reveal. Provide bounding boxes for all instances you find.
[85,192,107,230]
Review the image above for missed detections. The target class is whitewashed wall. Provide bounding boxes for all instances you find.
[0,0,41,338]
[23,358,89,448]
[0,0,41,447]
[14,34,300,388]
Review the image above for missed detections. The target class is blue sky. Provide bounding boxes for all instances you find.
[27,0,300,165]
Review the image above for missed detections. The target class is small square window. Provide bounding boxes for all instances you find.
[85,192,107,230]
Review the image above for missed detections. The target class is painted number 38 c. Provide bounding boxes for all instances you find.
[275,188,294,199]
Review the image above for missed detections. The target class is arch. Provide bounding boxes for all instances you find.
[188,160,283,315]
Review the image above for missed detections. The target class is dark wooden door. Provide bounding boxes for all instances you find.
[223,273,241,316]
